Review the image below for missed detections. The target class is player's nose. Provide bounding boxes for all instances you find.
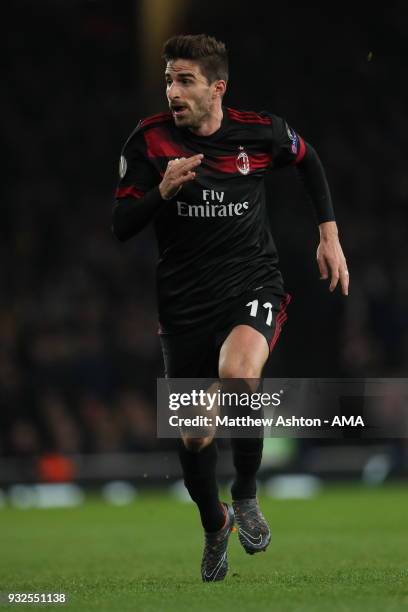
[167,82,181,99]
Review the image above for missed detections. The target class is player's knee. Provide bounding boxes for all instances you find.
[182,435,212,453]
[219,359,260,382]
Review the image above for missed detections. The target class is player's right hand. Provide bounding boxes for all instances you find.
[159,154,203,200]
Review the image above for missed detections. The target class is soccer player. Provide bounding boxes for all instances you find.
[112,34,349,582]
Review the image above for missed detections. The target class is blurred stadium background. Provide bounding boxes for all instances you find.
[1,0,408,507]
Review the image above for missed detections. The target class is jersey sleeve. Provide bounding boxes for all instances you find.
[112,124,165,241]
[260,112,306,168]
[115,123,160,200]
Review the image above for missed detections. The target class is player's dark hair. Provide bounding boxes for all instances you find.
[162,34,228,84]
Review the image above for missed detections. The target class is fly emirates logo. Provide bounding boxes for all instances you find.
[177,189,249,218]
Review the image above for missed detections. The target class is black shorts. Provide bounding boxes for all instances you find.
[159,287,291,378]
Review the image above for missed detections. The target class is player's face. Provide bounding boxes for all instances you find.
[165,59,220,128]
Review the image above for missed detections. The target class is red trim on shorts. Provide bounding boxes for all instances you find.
[269,293,292,352]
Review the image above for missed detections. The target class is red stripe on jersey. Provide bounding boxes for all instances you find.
[227,108,272,125]
[227,107,271,119]
[144,127,187,159]
[250,153,273,169]
[206,153,272,174]
[140,112,172,128]
[228,115,272,125]
[115,186,144,199]
[205,156,236,173]
[294,136,306,163]
[269,293,292,352]
[228,111,270,122]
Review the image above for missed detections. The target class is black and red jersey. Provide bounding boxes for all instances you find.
[114,107,306,332]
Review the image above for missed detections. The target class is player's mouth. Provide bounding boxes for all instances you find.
[171,104,189,118]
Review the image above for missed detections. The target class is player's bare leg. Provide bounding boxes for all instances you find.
[219,324,272,554]
[218,324,269,381]
[180,325,271,580]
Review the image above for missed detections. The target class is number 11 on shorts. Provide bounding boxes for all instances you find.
[246,299,273,326]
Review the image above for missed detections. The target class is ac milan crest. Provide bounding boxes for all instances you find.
[236,146,250,175]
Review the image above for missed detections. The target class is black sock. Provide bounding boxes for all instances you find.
[178,439,225,532]
[230,437,263,500]
[219,378,264,500]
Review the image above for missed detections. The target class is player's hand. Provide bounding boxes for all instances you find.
[159,154,203,200]
[316,221,349,296]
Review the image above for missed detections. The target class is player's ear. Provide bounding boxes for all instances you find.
[213,80,226,99]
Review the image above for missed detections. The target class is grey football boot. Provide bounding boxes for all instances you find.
[201,503,235,582]
[232,498,271,554]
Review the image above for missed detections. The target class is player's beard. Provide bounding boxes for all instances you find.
[174,100,211,130]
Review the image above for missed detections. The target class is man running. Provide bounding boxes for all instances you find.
[112,33,348,582]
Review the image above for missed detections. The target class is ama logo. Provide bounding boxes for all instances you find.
[236,146,250,175]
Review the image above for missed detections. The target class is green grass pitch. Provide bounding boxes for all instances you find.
[0,485,407,611]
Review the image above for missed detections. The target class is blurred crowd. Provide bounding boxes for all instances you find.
[1,0,407,459]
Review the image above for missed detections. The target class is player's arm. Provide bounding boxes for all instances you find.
[296,142,349,296]
[112,127,202,241]
[265,113,349,296]
[113,186,163,241]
